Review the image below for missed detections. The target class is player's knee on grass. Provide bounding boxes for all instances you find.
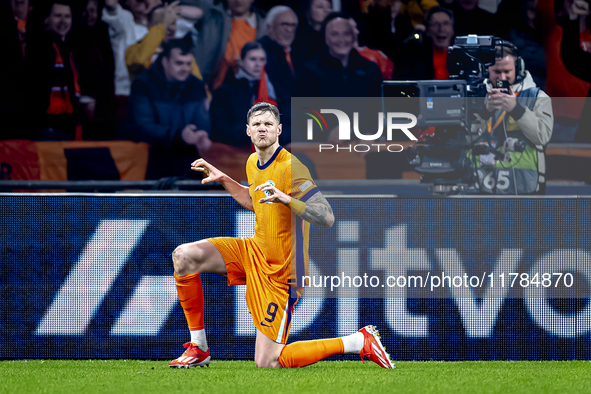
[172,243,206,276]
[254,352,282,369]
[254,340,284,369]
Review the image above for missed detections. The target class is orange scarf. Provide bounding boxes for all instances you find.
[254,67,277,107]
[46,42,80,115]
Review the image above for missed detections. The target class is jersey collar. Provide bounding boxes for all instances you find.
[257,146,284,170]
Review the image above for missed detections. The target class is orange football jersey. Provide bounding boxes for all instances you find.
[246,147,318,286]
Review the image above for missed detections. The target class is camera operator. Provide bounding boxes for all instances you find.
[476,42,553,194]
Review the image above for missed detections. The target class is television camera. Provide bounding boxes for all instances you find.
[382,35,525,195]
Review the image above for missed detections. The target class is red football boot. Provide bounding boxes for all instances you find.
[169,342,211,369]
[358,325,395,369]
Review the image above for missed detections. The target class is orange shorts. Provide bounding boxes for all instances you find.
[208,237,299,344]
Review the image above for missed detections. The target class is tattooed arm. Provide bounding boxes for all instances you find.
[255,182,335,228]
[299,192,335,228]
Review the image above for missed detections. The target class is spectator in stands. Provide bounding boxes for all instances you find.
[349,17,393,79]
[259,5,299,93]
[443,0,499,37]
[125,1,204,84]
[102,0,160,126]
[125,3,174,83]
[74,0,117,140]
[26,1,82,140]
[210,41,291,147]
[292,0,333,64]
[297,12,382,97]
[257,5,298,145]
[192,0,267,90]
[560,0,591,142]
[126,38,211,179]
[392,6,455,80]
[507,0,546,89]
[11,0,31,57]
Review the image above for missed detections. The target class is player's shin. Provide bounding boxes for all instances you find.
[174,272,208,351]
[277,338,344,368]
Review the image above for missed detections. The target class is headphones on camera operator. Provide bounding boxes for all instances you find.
[495,40,526,84]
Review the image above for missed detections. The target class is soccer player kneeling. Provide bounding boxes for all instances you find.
[169,102,394,369]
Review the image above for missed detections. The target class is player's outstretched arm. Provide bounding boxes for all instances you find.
[191,159,254,211]
[255,183,334,228]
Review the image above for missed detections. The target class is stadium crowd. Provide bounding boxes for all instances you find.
[2,0,591,179]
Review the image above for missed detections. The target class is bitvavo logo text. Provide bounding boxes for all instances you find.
[304,108,418,153]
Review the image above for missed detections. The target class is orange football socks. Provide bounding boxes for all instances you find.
[174,272,205,331]
[278,338,344,368]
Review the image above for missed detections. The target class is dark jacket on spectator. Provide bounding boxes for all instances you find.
[126,57,210,150]
[292,22,324,65]
[392,35,436,80]
[361,4,414,64]
[297,49,382,97]
[210,70,291,147]
[73,21,117,140]
[26,32,80,139]
[259,35,297,94]
[560,17,591,143]
[74,22,115,107]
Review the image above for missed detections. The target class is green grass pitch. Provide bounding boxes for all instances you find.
[1,360,591,393]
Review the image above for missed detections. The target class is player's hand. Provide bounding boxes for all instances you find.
[190,158,225,184]
[254,183,290,205]
[487,87,516,112]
